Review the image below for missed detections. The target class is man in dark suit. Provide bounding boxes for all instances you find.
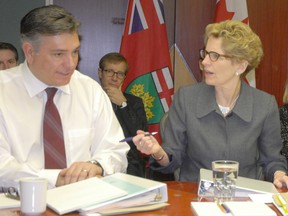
[98,52,148,177]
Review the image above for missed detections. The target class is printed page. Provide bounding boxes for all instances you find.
[0,193,20,209]
[80,173,168,213]
[47,177,127,215]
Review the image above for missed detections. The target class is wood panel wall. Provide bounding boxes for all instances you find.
[248,0,288,107]
[171,0,288,107]
[51,0,288,107]
[174,0,215,82]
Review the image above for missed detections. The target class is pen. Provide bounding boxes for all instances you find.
[216,202,226,213]
[119,132,158,142]
[220,203,231,213]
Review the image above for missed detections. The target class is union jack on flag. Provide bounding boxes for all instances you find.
[120,0,173,142]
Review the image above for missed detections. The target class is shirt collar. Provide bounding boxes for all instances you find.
[22,60,71,97]
[196,81,253,122]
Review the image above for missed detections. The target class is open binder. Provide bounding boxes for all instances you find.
[198,168,278,198]
[47,173,168,215]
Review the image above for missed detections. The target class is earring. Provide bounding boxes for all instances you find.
[236,72,239,76]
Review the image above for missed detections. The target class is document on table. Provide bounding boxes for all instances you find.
[47,173,168,215]
[98,203,170,215]
[249,193,274,203]
[0,193,20,209]
[47,177,128,215]
[191,201,276,216]
[80,173,168,214]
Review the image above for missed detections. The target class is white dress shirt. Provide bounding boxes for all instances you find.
[0,61,129,188]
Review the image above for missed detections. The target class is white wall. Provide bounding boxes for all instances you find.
[0,0,45,63]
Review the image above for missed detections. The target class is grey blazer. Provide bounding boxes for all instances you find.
[150,81,287,182]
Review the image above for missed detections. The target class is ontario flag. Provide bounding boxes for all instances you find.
[120,0,173,142]
[214,0,255,87]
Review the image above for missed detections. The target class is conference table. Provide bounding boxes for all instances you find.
[0,181,285,216]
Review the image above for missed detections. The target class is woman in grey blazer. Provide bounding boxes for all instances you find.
[133,20,288,188]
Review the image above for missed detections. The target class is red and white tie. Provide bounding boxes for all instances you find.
[43,88,67,169]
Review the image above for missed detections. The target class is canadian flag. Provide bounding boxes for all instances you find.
[214,0,255,87]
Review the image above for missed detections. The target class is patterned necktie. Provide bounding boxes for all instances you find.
[43,88,67,169]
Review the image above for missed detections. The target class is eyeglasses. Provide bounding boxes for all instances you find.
[199,49,232,62]
[102,69,126,79]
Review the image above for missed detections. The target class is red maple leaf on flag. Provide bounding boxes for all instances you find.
[214,0,235,22]
[214,0,253,85]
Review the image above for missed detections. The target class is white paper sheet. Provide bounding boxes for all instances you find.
[47,177,127,215]
[0,193,20,209]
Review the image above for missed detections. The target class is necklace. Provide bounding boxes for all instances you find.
[218,104,230,115]
[218,95,239,115]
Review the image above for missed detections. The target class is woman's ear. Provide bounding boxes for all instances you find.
[236,60,249,76]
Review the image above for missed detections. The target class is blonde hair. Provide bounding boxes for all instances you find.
[283,82,288,104]
[204,20,263,75]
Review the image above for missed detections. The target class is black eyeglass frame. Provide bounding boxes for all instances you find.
[199,49,233,62]
[102,69,126,79]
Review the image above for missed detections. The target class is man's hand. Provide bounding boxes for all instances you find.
[103,86,126,106]
[56,161,103,187]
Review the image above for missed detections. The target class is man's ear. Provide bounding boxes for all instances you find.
[98,68,103,80]
[22,42,35,64]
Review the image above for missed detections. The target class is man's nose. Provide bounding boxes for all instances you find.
[2,63,8,70]
[65,55,77,69]
[111,72,118,80]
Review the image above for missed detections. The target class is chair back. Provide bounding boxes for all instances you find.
[160,112,169,141]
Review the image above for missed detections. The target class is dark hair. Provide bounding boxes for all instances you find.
[0,42,19,61]
[99,52,129,74]
[20,5,80,43]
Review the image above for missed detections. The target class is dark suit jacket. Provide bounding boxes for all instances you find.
[113,93,148,177]
[280,104,288,163]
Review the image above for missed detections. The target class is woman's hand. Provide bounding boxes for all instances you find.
[132,130,161,154]
[132,130,169,166]
[273,170,288,188]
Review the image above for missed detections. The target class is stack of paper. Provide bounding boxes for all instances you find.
[47,176,127,215]
[0,193,20,209]
[47,173,168,215]
[191,201,276,216]
[80,173,168,214]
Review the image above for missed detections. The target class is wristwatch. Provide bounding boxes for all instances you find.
[88,160,104,176]
[119,101,127,108]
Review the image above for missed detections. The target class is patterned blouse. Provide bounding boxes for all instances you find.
[279,104,288,161]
